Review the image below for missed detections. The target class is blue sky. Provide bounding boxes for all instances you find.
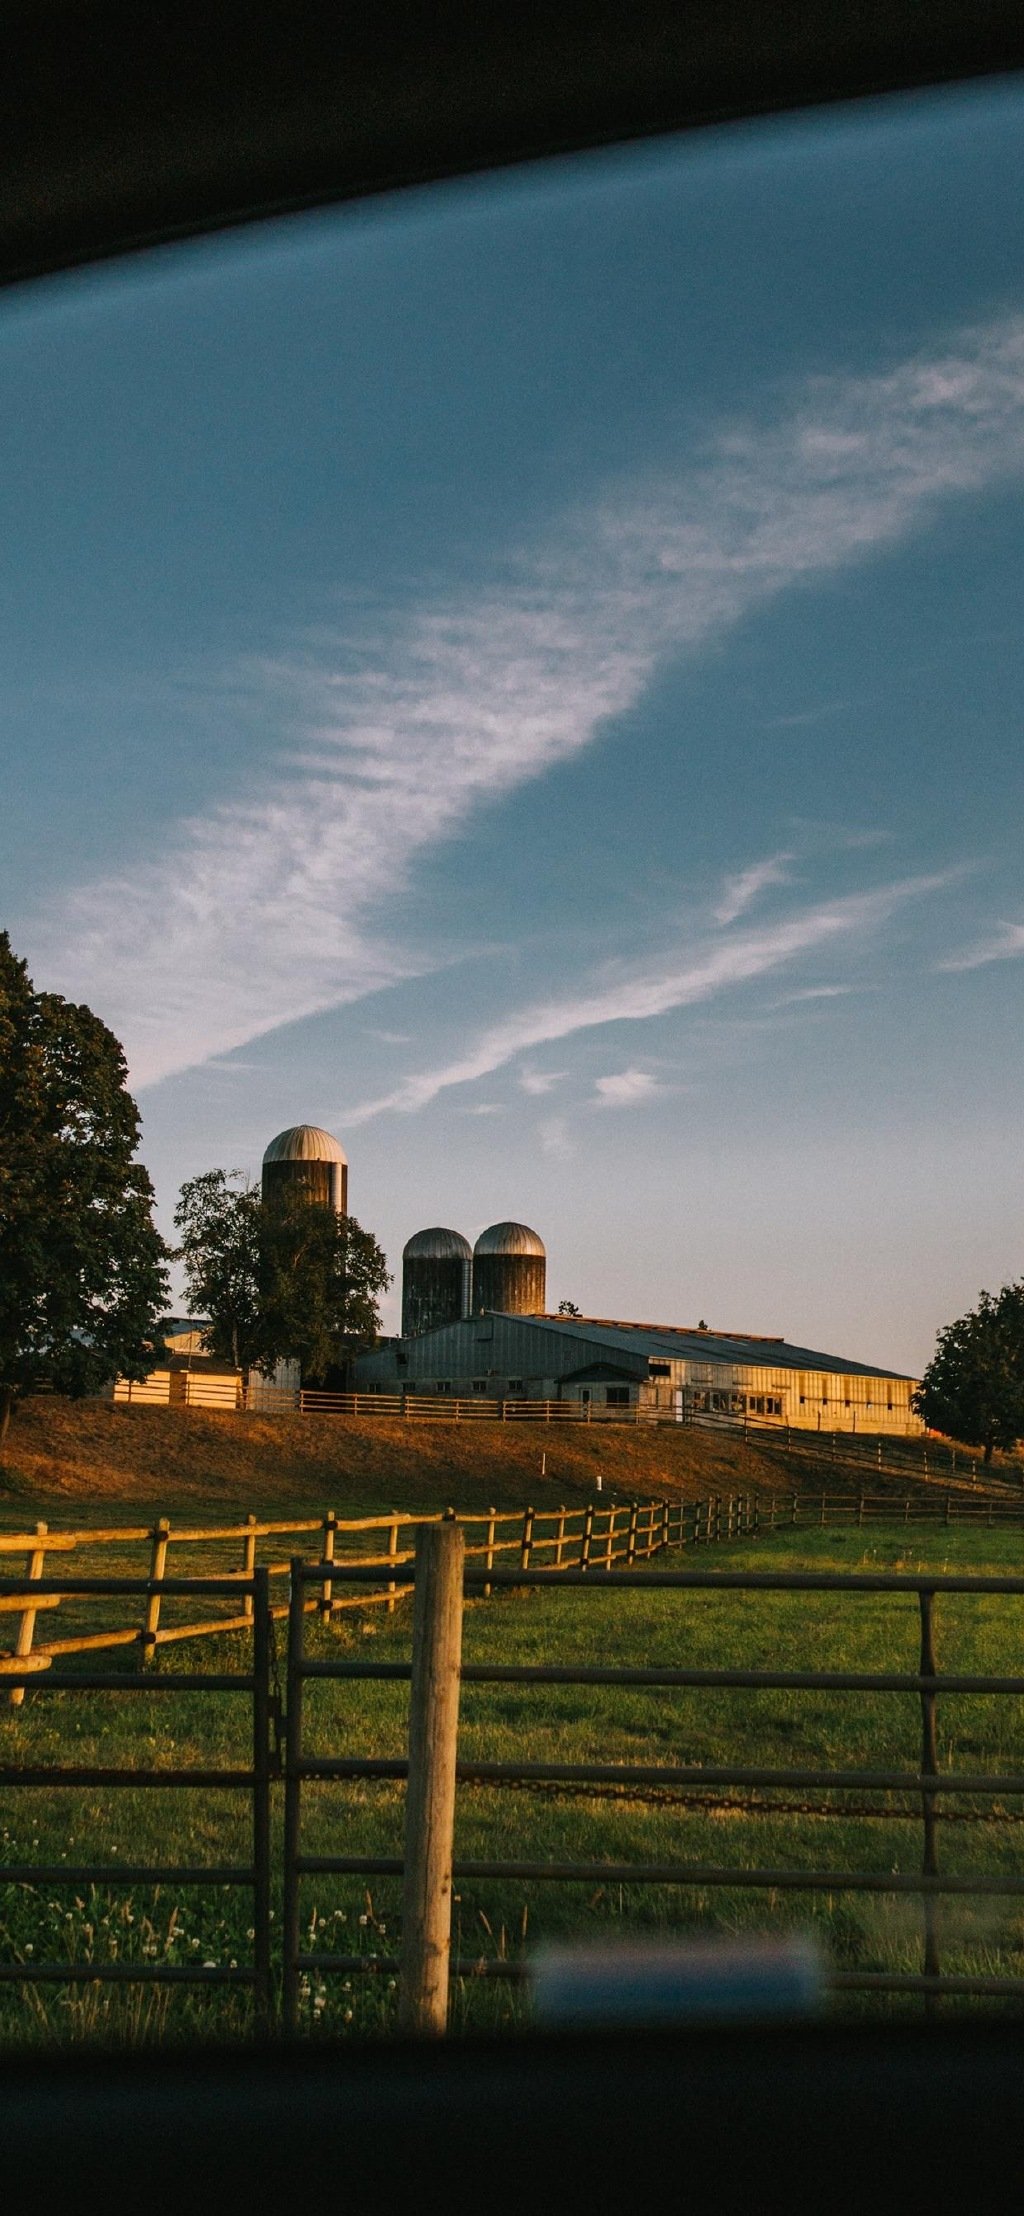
[3,81,1024,1373]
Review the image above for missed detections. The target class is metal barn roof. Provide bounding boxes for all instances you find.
[474,1313,916,1381]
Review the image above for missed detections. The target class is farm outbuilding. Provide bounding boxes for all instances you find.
[353,1313,922,1435]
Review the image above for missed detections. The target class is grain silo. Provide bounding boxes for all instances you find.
[472,1221,546,1316]
[261,1125,348,1214]
[401,1227,472,1337]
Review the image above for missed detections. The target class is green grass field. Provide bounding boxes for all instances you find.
[2,1520,1023,2047]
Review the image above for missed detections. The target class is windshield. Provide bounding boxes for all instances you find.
[2,78,1024,2042]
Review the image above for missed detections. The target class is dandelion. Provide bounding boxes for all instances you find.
[343,2009,354,2024]
[246,1928,255,1942]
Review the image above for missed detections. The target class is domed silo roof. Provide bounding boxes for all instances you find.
[403,1227,473,1262]
[473,1221,545,1258]
[262,1124,348,1166]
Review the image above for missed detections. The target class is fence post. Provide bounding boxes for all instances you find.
[919,1588,941,2006]
[626,1502,639,1565]
[580,1504,594,1571]
[791,1491,798,1526]
[769,1495,777,1532]
[521,1506,535,1571]
[661,1501,671,1554]
[8,1521,47,1711]
[282,1558,306,2036]
[320,1510,337,1622]
[555,1506,567,1569]
[386,1514,400,1613]
[904,1496,910,1526]
[399,1520,465,2037]
[857,1494,865,1528]
[242,1513,258,1623]
[251,1565,273,2032]
[605,1507,616,1569]
[141,1517,170,1667]
[483,1508,497,1600]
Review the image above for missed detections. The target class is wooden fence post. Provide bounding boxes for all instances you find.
[919,1588,941,2003]
[8,1522,47,1711]
[521,1506,535,1571]
[242,1513,258,1623]
[387,1514,400,1613]
[580,1503,594,1571]
[483,1508,497,1600]
[626,1502,639,1565]
[661,1501,671,1554]
[399,1520,465,2037]
[141,1517,170,1667]
[320,1510,337,1622]
[555,1507,567,1569]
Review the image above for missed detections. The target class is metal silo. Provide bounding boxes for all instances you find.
[401,1227,472,1337]
[261,1125,349,1214]
[472,1222,546,1316]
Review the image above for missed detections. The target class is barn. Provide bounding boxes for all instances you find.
[353,1313,922,1435]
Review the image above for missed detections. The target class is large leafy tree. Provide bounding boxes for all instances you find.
[0,933,170,1441]
[913,1283,1024,1464]
[174,1170,389,1383]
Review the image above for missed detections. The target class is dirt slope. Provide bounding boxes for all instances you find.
[0,1397,1005,1526]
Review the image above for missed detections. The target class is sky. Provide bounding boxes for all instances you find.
[3,80,1024,1375]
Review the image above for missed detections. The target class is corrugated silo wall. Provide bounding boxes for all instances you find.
[261,1159,348,1212]
[472,1254,547,1316]
[402,1255,473,1337]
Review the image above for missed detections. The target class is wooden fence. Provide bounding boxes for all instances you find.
[0,1497,679,1695]
[4,1486,1024,1696]
[284,1530,1024,2028]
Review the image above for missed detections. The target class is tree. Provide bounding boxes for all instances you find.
[913,1284,1024,1464]
[174,1171,263,1373]
[0,934,170,1442]
[174,1171,390,1382]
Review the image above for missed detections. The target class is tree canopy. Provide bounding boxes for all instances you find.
[174,1168,390,1383]
[912,1283,1024,1464]
[0,933,170,1439]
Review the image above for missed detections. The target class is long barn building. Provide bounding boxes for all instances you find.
[354,1314,922,1434]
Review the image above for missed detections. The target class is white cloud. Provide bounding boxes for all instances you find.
[938,922,1024,973]
[714,853,795,926]
[27,313,1024,1088]
[347,872,952,1122]
[593,1069,661,1108]
[519,1068,569,1095]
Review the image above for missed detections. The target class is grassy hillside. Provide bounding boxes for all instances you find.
[0,1397,795,1520]
[0,1396,1004,1524]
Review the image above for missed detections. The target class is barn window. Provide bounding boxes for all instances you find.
[472,1377,488,1393]
[508,1378,524,1394]
[606,1386,630,1405]
[436,1380,451,1394]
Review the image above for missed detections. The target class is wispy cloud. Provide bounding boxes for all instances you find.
[519,1068,569,1096]
[28,313,1024,1088]
[714,853,795,926]
[348,873,951,1122]
[593,1069,662,1108]
[938,921,1024,973]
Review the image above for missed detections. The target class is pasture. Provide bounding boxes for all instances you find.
[2,1520,1024,2046]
